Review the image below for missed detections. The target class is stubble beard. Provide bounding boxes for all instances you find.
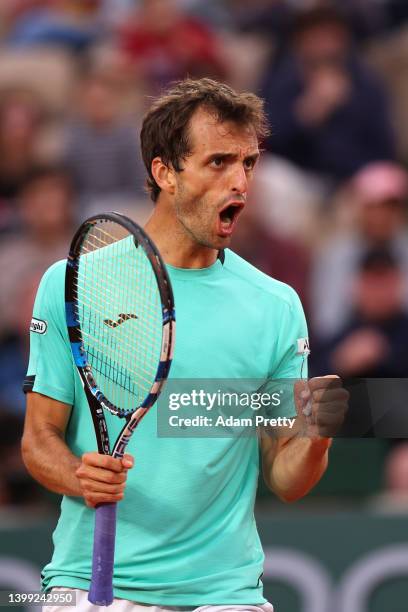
[174,184,225,250]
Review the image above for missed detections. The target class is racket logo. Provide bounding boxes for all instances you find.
[103,313,138,328]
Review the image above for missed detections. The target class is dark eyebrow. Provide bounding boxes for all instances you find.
[205,151,260,163]
[205,152,234,162]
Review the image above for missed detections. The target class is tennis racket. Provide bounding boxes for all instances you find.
[65,212,175,606]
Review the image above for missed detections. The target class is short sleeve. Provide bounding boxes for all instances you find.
[24,261,75,405]
[271,288,309,379]
[262,288,309,419]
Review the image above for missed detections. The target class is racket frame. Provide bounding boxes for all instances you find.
[64,212,175,605]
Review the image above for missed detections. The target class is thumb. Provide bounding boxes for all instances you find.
[121,454,134,469]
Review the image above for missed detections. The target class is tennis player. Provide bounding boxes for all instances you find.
[22,78,347,611]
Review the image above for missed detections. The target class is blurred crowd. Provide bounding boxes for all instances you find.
[1,0,408,509]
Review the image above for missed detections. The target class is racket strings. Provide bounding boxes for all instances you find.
[80,330,156,388]
[85,347,140,397]
[80,237,159,329]
[75,221,163,411]
[94,228,159,396]
[81,276,158,407]
[72,283,161,348]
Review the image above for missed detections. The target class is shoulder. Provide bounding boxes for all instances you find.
[41,258,66,285]
[223,249,301,310]
[31,259,67,332]
[35,259,66,306]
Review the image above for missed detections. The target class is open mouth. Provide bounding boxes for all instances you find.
[218,201,244,236]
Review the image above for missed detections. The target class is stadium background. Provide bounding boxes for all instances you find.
[0,1,407,611]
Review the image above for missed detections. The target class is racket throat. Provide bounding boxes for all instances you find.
[84,384,112,455]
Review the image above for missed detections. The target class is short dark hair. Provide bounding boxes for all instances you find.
[140,78,269,202]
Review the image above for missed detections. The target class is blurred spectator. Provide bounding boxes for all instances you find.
[211,1,291,92]
[366,21,408,162]
[386,443,408,494]
[311,161,408,340]
[0,164,74,414]
[231,200,310,307]
[0,165,74,345]
[5,0,102,53]
[247,153,325,245]
[371,442,408,513]
[384,442,408,506]
[63,70,146,217]
[311,247,408,378]
[119,0,227,91]
[260,6,395,182]
[0,89,46,231]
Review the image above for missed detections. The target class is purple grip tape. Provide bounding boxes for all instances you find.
[88,502,117,606]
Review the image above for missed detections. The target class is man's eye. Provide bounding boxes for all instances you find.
[244,159,255,170]
[210,158,224,168]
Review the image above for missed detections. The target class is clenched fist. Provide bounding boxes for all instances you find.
[295,375,349,438]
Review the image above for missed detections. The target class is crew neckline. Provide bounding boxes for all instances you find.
[166,249,226,279]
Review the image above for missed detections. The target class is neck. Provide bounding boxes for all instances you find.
[144,200,219,269]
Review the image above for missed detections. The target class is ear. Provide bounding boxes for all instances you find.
[151,157,176,196]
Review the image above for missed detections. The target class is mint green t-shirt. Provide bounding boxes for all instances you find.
[25,248,308,605]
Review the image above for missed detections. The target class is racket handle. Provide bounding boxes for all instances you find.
[88,502,117,606]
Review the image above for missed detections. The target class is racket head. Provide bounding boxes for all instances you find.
[65,212,175,418]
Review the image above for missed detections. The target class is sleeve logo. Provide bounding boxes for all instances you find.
[30,317,48,334]
[296,337,310,355]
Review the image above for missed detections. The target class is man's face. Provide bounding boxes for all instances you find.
[172,108,260,250]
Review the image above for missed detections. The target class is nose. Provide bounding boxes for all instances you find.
[231,164,248,196]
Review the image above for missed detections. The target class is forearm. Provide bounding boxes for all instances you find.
[22,393,131,506]
[22,424,82,497]
[264,435,331,503]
